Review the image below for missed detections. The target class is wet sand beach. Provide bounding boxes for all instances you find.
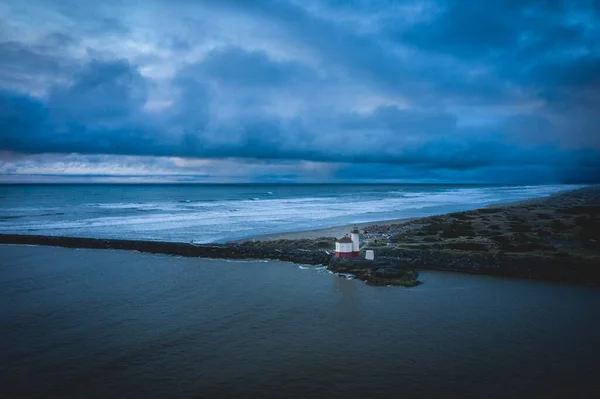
[236,218,414,242]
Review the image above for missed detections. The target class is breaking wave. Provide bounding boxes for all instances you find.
[0,184,582,243]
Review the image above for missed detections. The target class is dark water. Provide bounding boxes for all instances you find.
[1,245,599,398]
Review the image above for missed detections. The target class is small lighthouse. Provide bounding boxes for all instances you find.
[335,228,360,258]
[351,227,360,255]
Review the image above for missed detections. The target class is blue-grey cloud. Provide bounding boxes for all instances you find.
[0,0,598,183]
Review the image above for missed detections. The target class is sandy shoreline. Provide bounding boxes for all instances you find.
[235,195,555,242]
[234,218,415,242]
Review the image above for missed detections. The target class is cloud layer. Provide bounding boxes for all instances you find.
[0,0,599,182]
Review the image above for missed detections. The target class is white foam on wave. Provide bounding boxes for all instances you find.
[210,258,271,264]
[89,202,186,212]
[0,184,582,243]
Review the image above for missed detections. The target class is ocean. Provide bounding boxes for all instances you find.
[0,184,582,242]
[1,245,599,398]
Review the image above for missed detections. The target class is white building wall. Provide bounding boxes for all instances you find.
[336,242,353,253]
[351,232,360,252]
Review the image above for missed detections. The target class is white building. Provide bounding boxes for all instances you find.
[335,227,360,258]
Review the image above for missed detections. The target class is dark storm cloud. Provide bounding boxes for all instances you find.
[403,0,600,101]
[403,0,597,59]
[49,59,148,121]
[0,58,155,155]
[0,0,598,182]
[0,74,493,168]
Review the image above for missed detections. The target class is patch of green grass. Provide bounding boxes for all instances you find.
[314,239,335,249]
[551,219,572,231]
[477,208,503,214]
[440,221,475,238]
[563,206,600,216]
[445,242,489,251]
[369,238,390,246]
[389,233,408,243]
[448,212,473,221]
[490,233,554,252]
[577,216,600,241]
[421,223,446,234]
[510,223,532,233]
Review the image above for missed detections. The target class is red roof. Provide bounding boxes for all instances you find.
[337,236,353,243]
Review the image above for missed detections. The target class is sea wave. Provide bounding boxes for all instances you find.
[0,184,581,243]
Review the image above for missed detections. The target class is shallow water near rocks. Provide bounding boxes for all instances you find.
[1,245,599,398]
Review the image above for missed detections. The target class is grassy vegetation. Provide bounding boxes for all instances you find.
[236,187,600,286]
[440,221,475,238]
[444,242,489,251]
[476,208,503,214]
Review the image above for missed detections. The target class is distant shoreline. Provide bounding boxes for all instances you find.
[1,185,598,287]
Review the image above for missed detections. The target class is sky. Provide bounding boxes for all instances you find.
[0,0,599,183]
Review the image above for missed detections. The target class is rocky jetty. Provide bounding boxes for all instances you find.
[0,234,330,264]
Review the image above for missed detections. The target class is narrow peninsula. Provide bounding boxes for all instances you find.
[1,186,599,287]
